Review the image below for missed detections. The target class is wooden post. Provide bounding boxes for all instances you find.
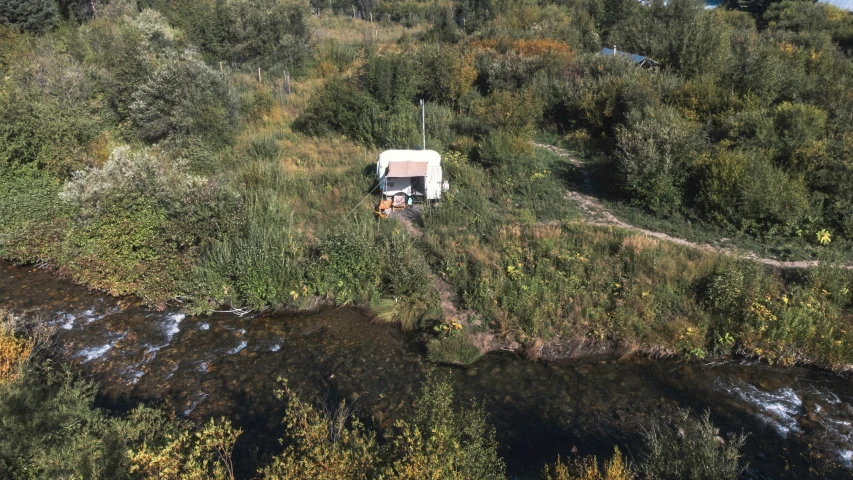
[219,61,223,73]
[369,12,373,23]
[258,67,262,83]
[284,70,291,95]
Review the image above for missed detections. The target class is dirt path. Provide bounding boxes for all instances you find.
[534,143,851,270]
[386,207,484,325]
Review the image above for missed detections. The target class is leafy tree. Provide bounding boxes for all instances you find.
[0,0,58,34]
[295,77,380,144]
[0,367,128,479]
[360,52,422,109]
[227,0,311,70]
[616,105,705,216]
[386,374,506,480]
[261,380,381,479]
[772,101,827,169]
[130,50,237,145]
[640,409,746,480]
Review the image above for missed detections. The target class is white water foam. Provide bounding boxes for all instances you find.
[162,313,185,341]
[75,333,127,363]
[199,361,208,373]
[57,313,76,330]
[183,393,209,416]
[270,344,281,352]
[228,341,247,354]
[199,322,209,331]
[237,328,246,335]
[123,365,145,384]
[717,381,803,437]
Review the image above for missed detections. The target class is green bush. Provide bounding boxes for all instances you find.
[0,0,57,34]
[616,105,705,216]
[640,409,746,480]
[130,51,237,145]
[388,374,506,479]
[0,367,127,478]
[0,166,69,263]
[191,191,302,312]
[360,51,422,109]
[295,77,380,145]
[227,0,312,71]
[313,226,382,304]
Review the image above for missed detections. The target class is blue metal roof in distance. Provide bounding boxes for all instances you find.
[600,47,651,64]
[818,0,853,12]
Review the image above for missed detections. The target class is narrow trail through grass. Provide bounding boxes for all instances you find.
[534,143,853,271]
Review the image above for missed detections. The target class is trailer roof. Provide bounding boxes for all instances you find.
[378,149,441,165]
[387,161,429,177]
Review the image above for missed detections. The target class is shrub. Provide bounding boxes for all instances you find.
[360,52,422,109]
[261,380,381,480]
[478,128,535,168]
[387,374,506,479]
[60,146,236,306]
[736,157,810,235]
[542,447,634,480]
[0,88,103,175]
[314,227,382,304]
[0,367,128,479]
[0,166,69,263]
[640,409,746,480]
[0,0,57,34]
[227,0,312,71]
[381,229,431,298]
[191,191,303,312]
[130,50,237,145]
[295,78,379,145]
[616,105,705,216]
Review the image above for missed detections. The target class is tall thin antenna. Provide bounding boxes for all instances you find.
[420,99,426,150]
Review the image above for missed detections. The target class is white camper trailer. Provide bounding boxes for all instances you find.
[376,150,447,203]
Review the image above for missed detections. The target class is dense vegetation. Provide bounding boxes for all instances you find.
[2,0,853,371]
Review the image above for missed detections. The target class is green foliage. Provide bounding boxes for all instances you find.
[0,367,128,479]
[0,166,69,263]
[640,409,746,480]
[296,77,380,144]
[192,191,303,312]
[427,334,484,366]
[263,374,504,479]
[0,87,103,174]
[60,146,238,306]
[0,360,242,480]
[616,105,704,216]
[361,51,421,108]
[314,226,382,304]
[226,0,312,70]
[0,0,58,34]
[388,374,506,480]
[128,416,241,480]
[702,259,853,367]
[130,51,237,145]
[261,380,381,479]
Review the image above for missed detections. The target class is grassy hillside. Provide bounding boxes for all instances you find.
[1,0,852,371]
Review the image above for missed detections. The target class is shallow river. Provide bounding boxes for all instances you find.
[1,262,852,478]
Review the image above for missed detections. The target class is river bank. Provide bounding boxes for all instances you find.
[1,261,852,478]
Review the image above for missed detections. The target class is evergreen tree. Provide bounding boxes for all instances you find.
[0,0,59,34]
